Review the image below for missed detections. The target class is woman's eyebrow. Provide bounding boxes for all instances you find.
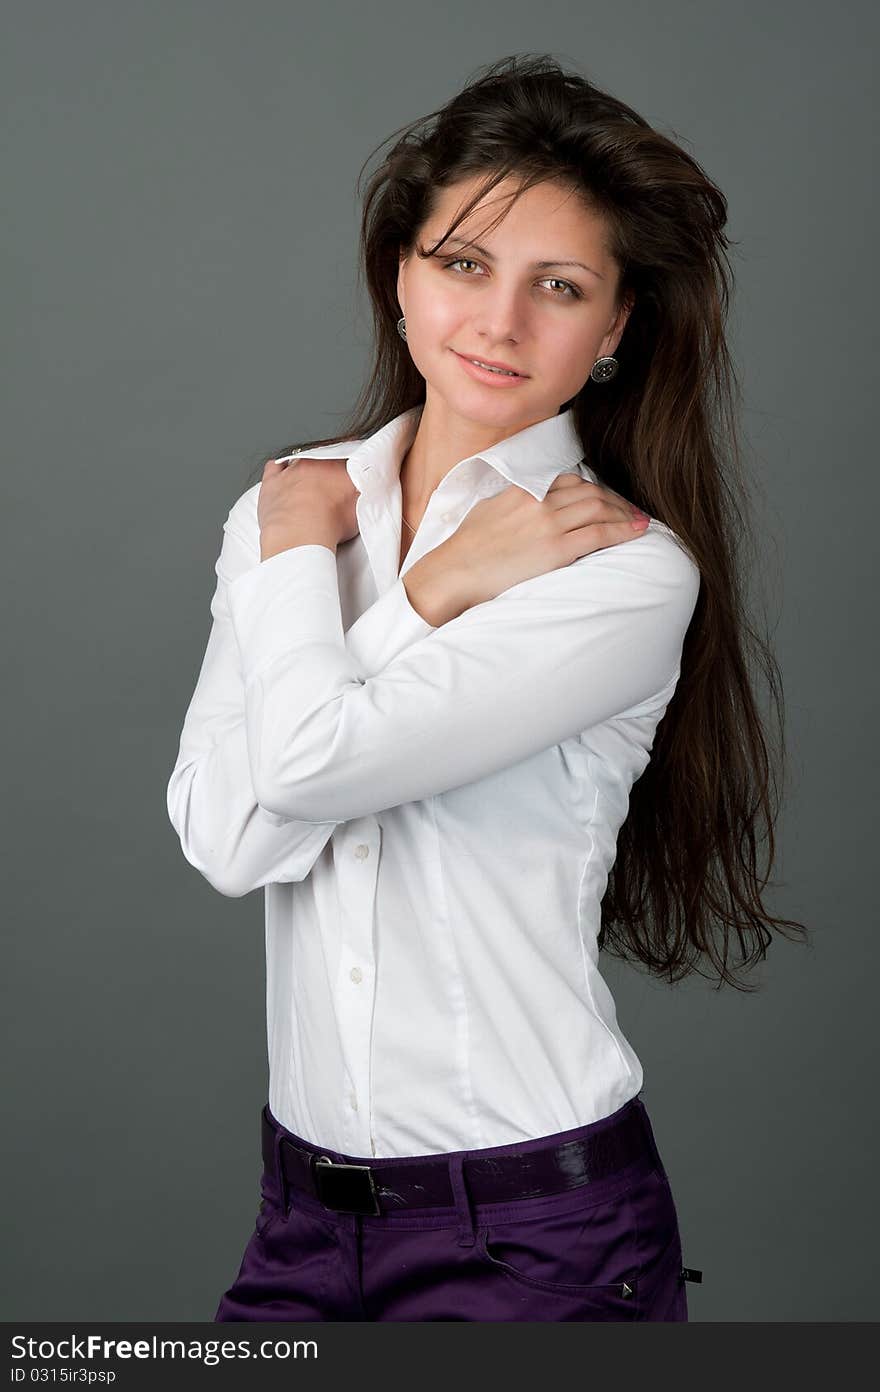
[442,235,605,281]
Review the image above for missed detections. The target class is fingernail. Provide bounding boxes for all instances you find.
[631,513,650,528]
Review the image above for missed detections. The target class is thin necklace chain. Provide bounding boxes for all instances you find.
[400,455,418,534]
[400,449,424,535]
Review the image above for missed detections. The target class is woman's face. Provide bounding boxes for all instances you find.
[397,175,633,432]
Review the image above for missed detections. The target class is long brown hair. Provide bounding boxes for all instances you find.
[246,53,807,990]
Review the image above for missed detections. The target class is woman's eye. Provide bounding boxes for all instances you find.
[543,276,580,298]
[441,258,580,299]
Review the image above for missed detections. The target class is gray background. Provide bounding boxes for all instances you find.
[2,0,876,1321]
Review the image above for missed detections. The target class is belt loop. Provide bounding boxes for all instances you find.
[273,1127,291,1218]
[448,1153,476,1248]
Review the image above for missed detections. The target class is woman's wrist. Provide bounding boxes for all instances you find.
[402,544,474,627]
[259,523,339,562]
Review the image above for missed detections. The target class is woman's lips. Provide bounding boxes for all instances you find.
[451,350,530,387]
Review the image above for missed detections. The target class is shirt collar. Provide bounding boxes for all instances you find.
[340,404,591,502]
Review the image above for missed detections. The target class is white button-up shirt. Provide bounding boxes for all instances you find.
[167,405,700,1158]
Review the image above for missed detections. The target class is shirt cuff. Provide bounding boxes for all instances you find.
[344,576,437,679]
[226,544,345,684]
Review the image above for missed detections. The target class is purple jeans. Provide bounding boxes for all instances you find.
[214,1092,689,1322]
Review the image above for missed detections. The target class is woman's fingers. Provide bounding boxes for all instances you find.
[547,472,648,526]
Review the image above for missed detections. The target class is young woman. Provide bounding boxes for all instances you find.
[167,54,806,1322]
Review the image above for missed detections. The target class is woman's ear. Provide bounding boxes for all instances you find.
[603,292,635,359]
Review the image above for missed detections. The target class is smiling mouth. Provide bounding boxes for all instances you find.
[454,351,528,378]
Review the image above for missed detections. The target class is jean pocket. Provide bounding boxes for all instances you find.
[254,1166,285,1244]
[254,1194,283,1244]
[473,1186,641,1318]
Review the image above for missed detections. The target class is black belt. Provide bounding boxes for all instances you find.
[261,1101,654,1218]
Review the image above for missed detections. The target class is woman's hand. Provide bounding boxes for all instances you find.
[258,456,360,559]
[438,473,650,610]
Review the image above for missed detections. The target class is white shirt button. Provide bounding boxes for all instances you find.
[349,965,363,984]
[441,509,455,523]
[348,1091,358,1111]
[354,843,370,860]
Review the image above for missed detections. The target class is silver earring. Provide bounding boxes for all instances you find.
[397,316,407,341]
[590,355,618,383]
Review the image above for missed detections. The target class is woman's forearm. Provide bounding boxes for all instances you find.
[402,544,474,627]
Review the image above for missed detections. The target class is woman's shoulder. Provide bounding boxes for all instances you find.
[566,501,700,596]
[573,464,699,591]
[225,480,262,541]
[636,517,701,589]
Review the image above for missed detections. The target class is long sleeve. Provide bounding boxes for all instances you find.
[165,515,435,898]
[227,527,701,825]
